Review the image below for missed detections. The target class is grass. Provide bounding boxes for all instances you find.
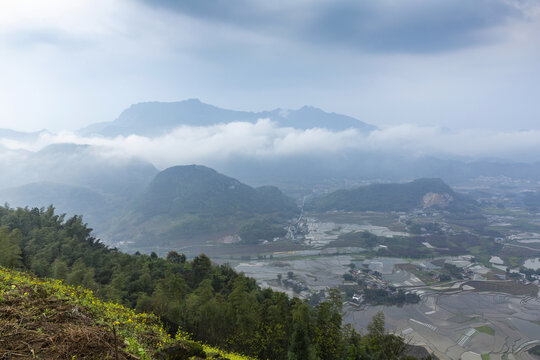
[481,354,490,360]
[475,325,495,336]
[0,267,254,360]
[506,256,525,268]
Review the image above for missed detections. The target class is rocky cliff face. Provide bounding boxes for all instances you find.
[422,192,454,208]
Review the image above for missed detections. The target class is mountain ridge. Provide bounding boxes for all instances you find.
[107,164,299,248]
[307,178,475,212]
[79,98,377,137]
[137,164,299,218]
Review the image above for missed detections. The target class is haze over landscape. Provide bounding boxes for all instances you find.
[1,1,540,360]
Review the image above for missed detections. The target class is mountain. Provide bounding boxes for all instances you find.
[0,144,159,238]
[106,165,299,248]
[216,153,540,197]
[0,143,158,197]
[0,181,114,231]
[137,165,299,218]
[0,128,50,141]
[307,178,474,212]
[79,98,376,137]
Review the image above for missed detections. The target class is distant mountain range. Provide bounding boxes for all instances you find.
[1,99,540,252]
[78,99,377,137]
[307,178,475,212]
[2,100,540,195]
[0,128,50,142]
[0,181,111,228]
[0,143,158,196]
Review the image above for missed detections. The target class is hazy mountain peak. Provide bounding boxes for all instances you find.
[0,128,52,141]
[78,99,376,137]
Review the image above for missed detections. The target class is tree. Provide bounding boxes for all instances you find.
[228,276,259,354]
[0,206,416,360]
[313,289,344,360]
[0,227,22,268]
[166,251,186,264]
[51,259,69,280]
[192,254,212,286]
[365,312,409,359]
[289,302,315,360]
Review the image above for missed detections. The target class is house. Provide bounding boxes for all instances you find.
[352,294,363,304]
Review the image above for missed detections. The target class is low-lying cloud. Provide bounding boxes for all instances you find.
[1,120,540,170]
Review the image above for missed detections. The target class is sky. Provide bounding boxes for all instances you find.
[0,0,539,133]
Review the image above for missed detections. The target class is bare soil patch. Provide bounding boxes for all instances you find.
[0,286,133,360]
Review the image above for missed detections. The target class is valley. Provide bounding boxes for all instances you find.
[4,3,540,359]
[1,105,540,360]
[213,177,540,360]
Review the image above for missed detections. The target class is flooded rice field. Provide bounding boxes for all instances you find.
[345,293,540,360]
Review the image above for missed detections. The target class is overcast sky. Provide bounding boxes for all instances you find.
[1,0,539,133]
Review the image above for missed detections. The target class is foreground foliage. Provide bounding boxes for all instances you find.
[0,206,427,359]
[0,267,252,359]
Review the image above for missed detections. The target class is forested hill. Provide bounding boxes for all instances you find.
[0,206,428,360]
[307,178,474,212]
[138,165,298,218]
[107,165,299,248]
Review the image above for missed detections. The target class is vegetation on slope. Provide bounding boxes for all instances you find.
[111,165,298,245]
[0,205,427,360]
[307,178,474,213]
[0,267,252,360]
[332,229,501,259]
[137,165,298,218]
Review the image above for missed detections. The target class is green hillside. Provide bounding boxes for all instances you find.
[110,165,298,246]
[307,178,473,212]
[138,165,298,218]
[0,206,424,360]
[0,267,252,360]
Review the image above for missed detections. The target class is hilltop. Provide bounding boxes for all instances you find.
[137,165,298,218]
[307,178,474,212]
[108,165,299,247]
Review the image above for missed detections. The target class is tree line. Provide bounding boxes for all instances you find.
[0,205,430,360]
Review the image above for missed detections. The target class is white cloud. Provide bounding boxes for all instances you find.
[1,121,540,170]
[1,0,540,133]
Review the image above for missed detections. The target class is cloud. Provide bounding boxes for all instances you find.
[140,0,524,53]
[309,0,524,53]
[1,28,91,50]
[1,120,540,170]
[1,0,539,133]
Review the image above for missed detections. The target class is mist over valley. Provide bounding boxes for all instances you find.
[2,1,540,359]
